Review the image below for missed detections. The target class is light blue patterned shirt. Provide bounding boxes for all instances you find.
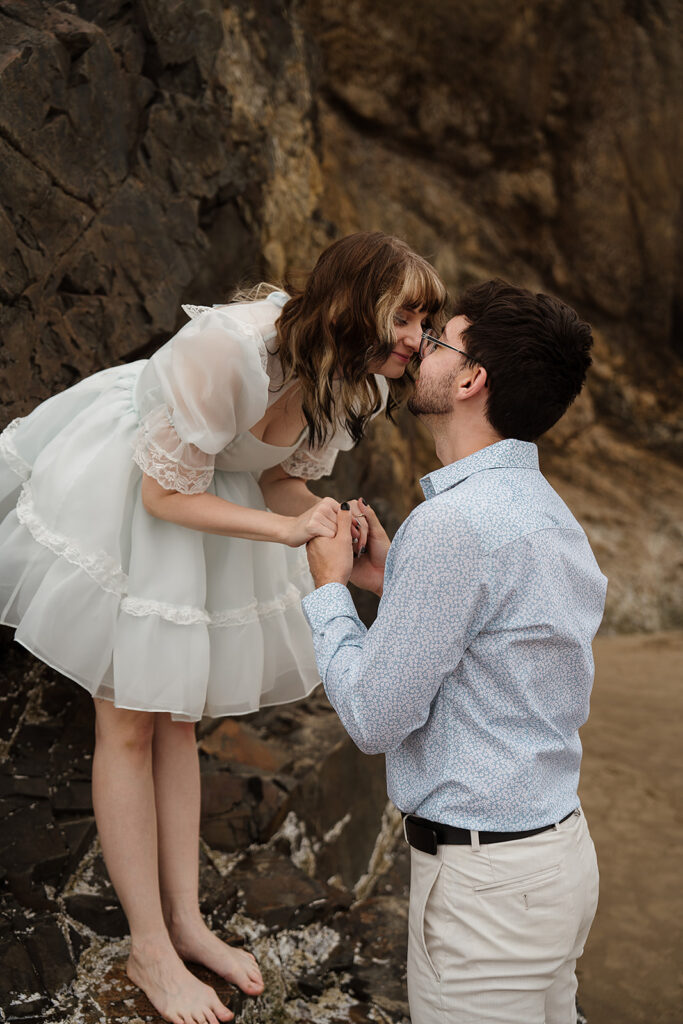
[302,439,607,831]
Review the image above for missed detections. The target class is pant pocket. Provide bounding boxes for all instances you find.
[473,863,561,896]
[420,861,444,982]
[411,851,444,983]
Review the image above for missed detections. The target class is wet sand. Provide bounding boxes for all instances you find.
[577,632,683,1024]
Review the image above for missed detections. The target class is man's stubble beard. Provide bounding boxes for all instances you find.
[407,368,459,417]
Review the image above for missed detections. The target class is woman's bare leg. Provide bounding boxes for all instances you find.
[152,714,264,996]
[92,699,233,1024]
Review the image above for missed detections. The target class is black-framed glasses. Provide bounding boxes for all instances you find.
[419,329,481,364]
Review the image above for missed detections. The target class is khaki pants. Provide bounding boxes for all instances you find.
[407,808,599,1024]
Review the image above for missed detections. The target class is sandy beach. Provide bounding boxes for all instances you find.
[577,632,683,1023]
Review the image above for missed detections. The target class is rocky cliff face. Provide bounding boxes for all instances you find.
[1,0,681,631]
[301,0,683,633]
[0,2,678,1019]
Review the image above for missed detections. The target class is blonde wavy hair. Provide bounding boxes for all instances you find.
[235,232,447,448]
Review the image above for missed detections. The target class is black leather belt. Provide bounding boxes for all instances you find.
[403,809,578,855]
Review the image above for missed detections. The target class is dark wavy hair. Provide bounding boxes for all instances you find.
[272,232,447,447]
[454,280,594,441]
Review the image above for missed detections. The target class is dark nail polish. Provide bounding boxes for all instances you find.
[359,497,366,505]
[340,501,350,510]
[361,546,367,554]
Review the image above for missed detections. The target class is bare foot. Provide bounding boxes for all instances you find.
[127,939,234,1024]
[168,914,264,997]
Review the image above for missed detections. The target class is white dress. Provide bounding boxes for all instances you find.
[0,291,384,721]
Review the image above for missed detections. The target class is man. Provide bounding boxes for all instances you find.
[302,279,607,1024]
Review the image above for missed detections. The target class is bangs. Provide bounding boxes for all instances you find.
[394,258,448,316]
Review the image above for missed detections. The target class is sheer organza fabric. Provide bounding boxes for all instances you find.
[0,292,379,721]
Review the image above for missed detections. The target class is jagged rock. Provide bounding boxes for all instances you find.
[198,692,390,889]
[197,864,239,929]
[0,773,49,800]
[22,917,76,998]
[0,0,680,1019]
[59,816,98,879]
[0,800,70,885]
[0,894,76,1018]
[230,848,351,930]
[75,956,243,1024]
[51,779,93,815]
[342,895,409,1013]
[199,717,291,773]
[199,765,287,851]
[0,0,681,618]
[63,892,128,938]
[216,693,390,890]
[0,914,47,1020]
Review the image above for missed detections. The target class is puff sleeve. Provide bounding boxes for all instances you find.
[133,308,269,493]
[279,374,389,481]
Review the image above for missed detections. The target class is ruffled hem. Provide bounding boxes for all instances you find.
[5,630,321,723]
[120,574,310,627]
[17,482,128,596]
[12,481,312,627]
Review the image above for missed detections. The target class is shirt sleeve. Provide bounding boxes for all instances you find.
[302,507,488,755]
[133,308,270,493]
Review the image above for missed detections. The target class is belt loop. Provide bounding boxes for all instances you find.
[470,829,481,852]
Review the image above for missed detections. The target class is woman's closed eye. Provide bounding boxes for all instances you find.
[394,312,432,330]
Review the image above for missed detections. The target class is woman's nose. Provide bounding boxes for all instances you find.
[401,324,422,352]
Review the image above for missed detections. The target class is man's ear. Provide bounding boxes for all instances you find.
[456,365,488,399]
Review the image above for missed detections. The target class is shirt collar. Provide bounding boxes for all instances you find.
[420,439,539,499]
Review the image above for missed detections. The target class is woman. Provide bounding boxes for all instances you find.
[0,232,446,1024]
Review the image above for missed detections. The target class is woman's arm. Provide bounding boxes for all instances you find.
[259,464,321,516]
[141,473,338,546]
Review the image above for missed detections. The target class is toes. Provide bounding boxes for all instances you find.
[211,998,233,1023]
[214,1006,233,1023]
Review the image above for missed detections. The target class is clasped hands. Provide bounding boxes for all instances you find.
[305,497,389,596]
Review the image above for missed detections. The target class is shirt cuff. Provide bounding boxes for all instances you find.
[302,581,358,631]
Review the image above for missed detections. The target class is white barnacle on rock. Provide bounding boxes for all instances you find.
[354,801,404,901]
[274,810,318,877]
[62,837,104,897]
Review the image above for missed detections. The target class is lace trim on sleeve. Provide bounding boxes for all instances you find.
[181,304,212,319]
[280,445,339,481]
[132,406,215,494]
